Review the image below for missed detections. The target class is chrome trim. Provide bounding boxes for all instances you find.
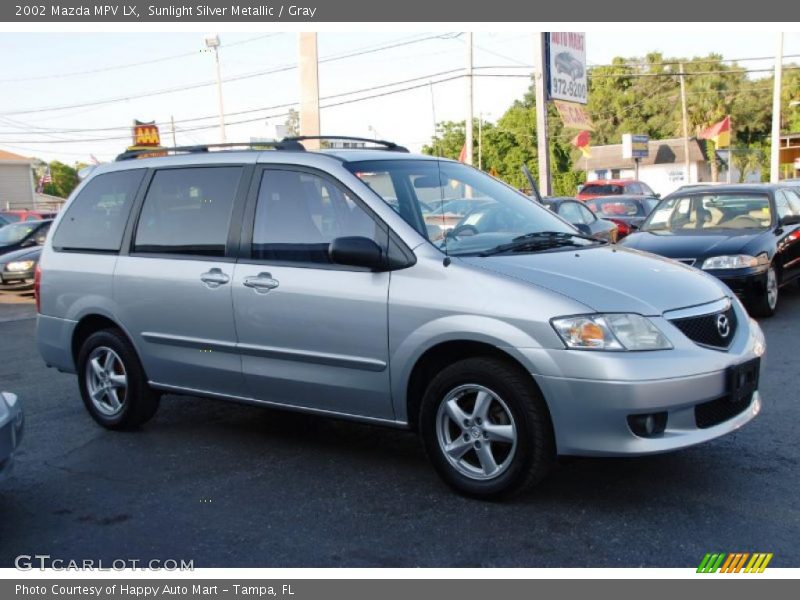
[662,297,731,321]
[148,381,408,428]
[237,343,387,371]
[141,332,236,352]
[142,332,387,372]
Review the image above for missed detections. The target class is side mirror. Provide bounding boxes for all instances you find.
[574,223,593,237]
[779,214,800,227]
[329,236,385,270]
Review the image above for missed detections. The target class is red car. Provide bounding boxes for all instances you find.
[576,179,657,201]
[0,209,58,223]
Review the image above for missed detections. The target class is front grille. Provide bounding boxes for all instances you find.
[695,393,752,428]
[670,306,737,349]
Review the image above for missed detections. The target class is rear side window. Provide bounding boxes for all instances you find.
[52,170,144,252]
[134,167,242,257]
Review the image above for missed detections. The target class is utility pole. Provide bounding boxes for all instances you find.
[679,63,691,184]
[770,32,784,183]
[535,33,552,196]
[478,113,483,170]
[170,115,177,147]
[465,33,474,166]
[298,32,321,149]
[205,34,226,143]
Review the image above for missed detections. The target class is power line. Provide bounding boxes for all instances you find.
[0,33,460,117]
[0,64,522,136]
[0,33,283,84]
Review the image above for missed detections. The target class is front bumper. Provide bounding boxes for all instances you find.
[0,270,35,286]
[706,266,768,306]
[516,300,765,456]
[0,392,24,481]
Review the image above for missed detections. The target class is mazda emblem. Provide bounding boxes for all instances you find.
[716,314,730,338]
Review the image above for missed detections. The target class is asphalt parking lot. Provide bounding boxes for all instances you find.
[1,286,799,568]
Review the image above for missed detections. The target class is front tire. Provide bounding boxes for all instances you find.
[77,329,160,430]
[749,265,779,318]
[419,357,555,499]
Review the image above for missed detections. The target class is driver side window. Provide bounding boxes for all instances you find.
[251,169,382,266]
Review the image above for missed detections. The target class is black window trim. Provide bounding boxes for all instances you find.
[237,163,414,272]
[123,163,254,262]
[52,168,148,254]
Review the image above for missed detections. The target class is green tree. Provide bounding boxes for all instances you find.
[42,161,79,198]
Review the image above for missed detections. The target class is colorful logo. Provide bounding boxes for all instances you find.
[697,553,773,573]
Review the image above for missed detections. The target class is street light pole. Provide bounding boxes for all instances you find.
[465,33,474,166]
[205,34,226,144]
[770,32,784,183]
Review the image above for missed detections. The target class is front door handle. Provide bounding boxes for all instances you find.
[200,268,230,288]
[243,272,280,293]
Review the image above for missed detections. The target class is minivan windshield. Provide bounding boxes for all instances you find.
[0,222,36,246]
[642,193,772,233]
[346,159,597,256]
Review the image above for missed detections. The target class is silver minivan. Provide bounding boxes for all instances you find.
[35,139,766,497]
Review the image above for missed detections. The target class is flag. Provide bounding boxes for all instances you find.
[90,154,100,165]
[699,116,731,148]
[572,130,591,158]
[458,143,467,163]
[37,166,52,193]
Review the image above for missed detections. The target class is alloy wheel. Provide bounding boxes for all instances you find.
[85,346,128,417]
[435,384,518,481]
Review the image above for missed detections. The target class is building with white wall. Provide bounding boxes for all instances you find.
[572,137,759,197]
[0,149,36,210]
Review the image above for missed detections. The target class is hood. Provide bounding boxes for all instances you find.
[0,246,40,263]
[461,245,726,315]
[620,230,763,259]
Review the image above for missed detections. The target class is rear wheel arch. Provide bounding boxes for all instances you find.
[71,314,135,366]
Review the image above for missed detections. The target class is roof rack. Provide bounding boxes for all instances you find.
[114,135,408,161]
[115,140,306,161]
[283,135,409,152]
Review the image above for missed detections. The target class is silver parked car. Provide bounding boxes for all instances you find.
[0,391,23,480]
[35,138,766,498]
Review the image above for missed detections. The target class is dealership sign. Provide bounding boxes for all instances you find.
[547,32,587,105]
[622,133,649,159]
[554,100,594,130]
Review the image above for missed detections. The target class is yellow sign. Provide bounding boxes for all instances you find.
[554,100,594,131]
[132,120,161,147]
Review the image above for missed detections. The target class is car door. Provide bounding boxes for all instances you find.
[775,189,800,281]
[114,165,249,397]
[231,166,393,420]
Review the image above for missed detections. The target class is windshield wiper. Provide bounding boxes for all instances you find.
[478,231,601,257]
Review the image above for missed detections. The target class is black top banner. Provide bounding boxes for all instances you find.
[3,0,799,22]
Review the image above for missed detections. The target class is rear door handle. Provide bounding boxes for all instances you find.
[243,272,280,293]
[200,268,230,288]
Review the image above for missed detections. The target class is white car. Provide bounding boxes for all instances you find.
[0,391,23,480]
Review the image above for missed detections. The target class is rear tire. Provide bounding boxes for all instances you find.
[77,329,160,430]
[749,265,778,318]
[419,357,555,499]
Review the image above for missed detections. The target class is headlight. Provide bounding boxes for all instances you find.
[5,260,35,272]
[552,314,672,351]
[701,254,768,270]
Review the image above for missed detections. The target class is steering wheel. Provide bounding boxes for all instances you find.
[447,224,479,239]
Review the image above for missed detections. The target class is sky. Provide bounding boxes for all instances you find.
[1,30,799,164]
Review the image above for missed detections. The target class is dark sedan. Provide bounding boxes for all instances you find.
[0,246,40,288]
[583,195,661,239]
[542,197,618,242]
[0,219,51,257]
[620,184,800,317]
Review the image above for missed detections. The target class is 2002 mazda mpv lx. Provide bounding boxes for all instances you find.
[35,137,766,498]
